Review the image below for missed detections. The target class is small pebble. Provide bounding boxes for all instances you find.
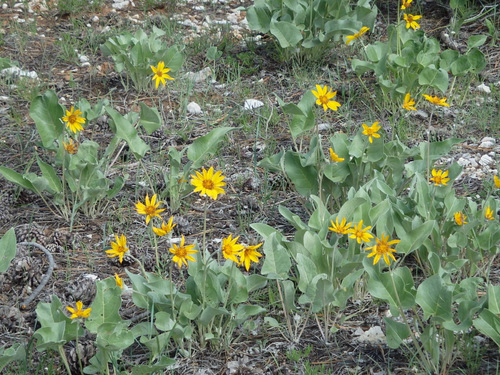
[186,102,202,114]
[243,99,264,110]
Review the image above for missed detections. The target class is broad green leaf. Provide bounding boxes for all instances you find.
[95,321,135,351]
[105,106,150,159]
[86,278,123,333]
[467,47,487,73]
[450,55,471,76]
[0,343,26,372]
[187,127,236,169]
[418,66,449,93]
[487,285,500,315]
[473,309,500,346]
[198,306,228,326]
[261,233,291,279]
[467,34,487,49]
[396,220,436,254]
[296,253,318,293]
[415,274,452,321]
[336,197,366,221]
[384,317,411,349]
[36,156,62,193]
[270,20,303,48]
[0,228,16,273]
[130,357,176,375]
[234,304,266,323]
[0,167,36,191]
[246,5,272,33]
[284,151,319,196]
[139,102,162,135]
[30,90,64,148]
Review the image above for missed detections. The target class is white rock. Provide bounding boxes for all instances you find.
[14,2,23,8]
[355,326,386,345]
[1,66,38,80]
[244,99,264,110]
[476,83,491,94]
[318,123,331,131]
[479,137,496,148]
[457,157,471,167]
[79,55,89,63]
[92,16,99,23]
[2,4,7,10]
[180,19,199,30]
[187,101,202,114]
[185,66,212,83]
[227,12,239,23]
[479,154,494,166]
[112,0,129,9]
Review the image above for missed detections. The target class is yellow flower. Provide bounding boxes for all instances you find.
[401,0,413,9]
[329,148,345,162]
[114,273,123,289]
[105,234,129,264]
[423,94,450,107]
[454,212,467,226]
[190,167,226,200]
[151,61,174,89]
[362,121,381,143]
[493,175,500,188]
[238,242,263,271]
[169,235,198,268]
[346,220,374,244]
[402,93,417,111]
[312,85,341,112]
[135,194,166,224]
[365,233,400,265]
[329,217,352,235]
[61,106,85,134]
[404,14,422,30]
[152,216,176,236]
[430,169,450,186]
[62,139,79,154]
[345,26,370,45]
[66,301,91,319]
[222,234,244,263]
[485,206,495,220]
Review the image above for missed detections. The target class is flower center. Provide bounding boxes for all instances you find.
[157,71,163,77]
[68,115,77,124]
[320,95,329,105]
[145,206,156,215]
[203,180,215,189]
[407,15,414,22]
[177,247,187,257]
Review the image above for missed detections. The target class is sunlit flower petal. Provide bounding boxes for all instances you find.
[423,94,450,107]
[190,167,226,200]
[485,206,495,220]
[135,194,166,224]
[105,234,129,264]
[345,26,370,45]
[454,212,467,226]
[429,169,450,186]
[152,216,176,236]
[114,273,124,289]
[222,234,245,264]
[329,217,352,235]
[66,300,92,319]
[346,220,374,244]
[151,61,174,89]
[63,139,79,154]
[402,93,417,111]
[362,121,381,143]
[61,106,85,134]
[365,233,400,265]
[311,85,341,112]
[329,148,345,162]
[404,14,422,30]
[238,242,263,271]
[169,235,198,268]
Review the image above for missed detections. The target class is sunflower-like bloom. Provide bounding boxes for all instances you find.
[169,235,198,268]
[402,93,417,111]
[493,175,500,188]
[238,242,263,271]
[423,94,450,107]
[345,27,370,45]
[135,194,165,224]
[190,167,226,200]
[105,234,129,264]
[114,273,123,289]
[347,220,374,244]
[152,216,176,236]
[329,217,352,235]
[329,148,345,162]
[454,212,467,226]
[63,139,79,154]
[362,121,381,143]
[61,106,85,134]
[312,85,341,112]
[66,301,91,319]
[365,233,400,265]
[404,14,422,30]
[485,206,495,220]
[401,0,413,9]
[430,169,450,186]
[151,61,174,89]
[222,234,244,263]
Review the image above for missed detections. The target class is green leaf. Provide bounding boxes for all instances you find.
[270,19,303,48]
[473,309,500,346]
[450,55,471,76]
[105,106,150,159]
[284,151,319,196]
[261,233,292,279]
[487,285,500,315]
[0,166,36,191]
[130,357,176,375]
[396,220,436,254]
[0,228,16,273]
[86,278,123,334]
[234,304,266,323]
[296,253,318,293]
[337,197,366,221]
[415,274,452,321]
[139,102,162,135]
[95,321,135,351]
[0,343,26,372]
[418,66,449,93]
[384,317,411,349]
[36,156,62,193]
[467,47,487,73]
[187,127,236,169]
[246,4,272,33]
[467,34,487,49]
[29,90,64,148]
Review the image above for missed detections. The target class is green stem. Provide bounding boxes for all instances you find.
[57,345,72,375]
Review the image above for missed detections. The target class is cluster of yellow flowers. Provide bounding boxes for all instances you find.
[329,217,400,266]
[61,105,86,155]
